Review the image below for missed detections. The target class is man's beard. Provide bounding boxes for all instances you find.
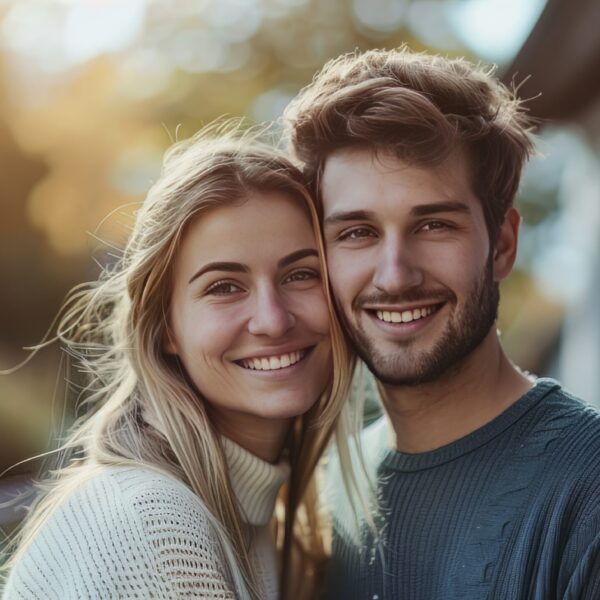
[340,260,499,387]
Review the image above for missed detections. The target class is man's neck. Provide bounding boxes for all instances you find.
[380,330,534,453]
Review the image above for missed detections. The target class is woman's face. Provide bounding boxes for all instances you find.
[167,191,332,444]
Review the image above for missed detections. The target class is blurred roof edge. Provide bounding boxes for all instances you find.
[501,0,600,126]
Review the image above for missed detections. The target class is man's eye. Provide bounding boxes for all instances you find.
[205,280,243,295]
[420,221,451,232]
[337,227,376,241]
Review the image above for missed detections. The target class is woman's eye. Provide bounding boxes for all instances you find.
[337,227,376,241]
[284,269,320,284]
[205,281,243,295]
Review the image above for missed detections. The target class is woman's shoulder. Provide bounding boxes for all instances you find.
[95,465,229,551]
[3,465,236,600]
[86,464,204,515]
[47,464,213,538]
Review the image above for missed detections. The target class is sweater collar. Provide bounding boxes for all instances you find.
[221,436,290,527]
[380,378,562,473]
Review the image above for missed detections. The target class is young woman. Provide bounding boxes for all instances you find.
[2,124,372,599]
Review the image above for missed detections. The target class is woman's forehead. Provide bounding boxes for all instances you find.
[173,191,317,275]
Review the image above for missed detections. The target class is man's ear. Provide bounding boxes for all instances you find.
[492,207,520,282]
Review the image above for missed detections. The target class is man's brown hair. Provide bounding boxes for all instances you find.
[284,47,535,243]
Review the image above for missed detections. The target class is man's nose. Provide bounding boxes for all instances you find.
[372,237,424,295]
[247,286,296,338]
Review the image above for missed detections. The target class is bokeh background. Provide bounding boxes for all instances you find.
[1,0,600,532]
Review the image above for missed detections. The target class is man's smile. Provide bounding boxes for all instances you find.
[372,303,443,324]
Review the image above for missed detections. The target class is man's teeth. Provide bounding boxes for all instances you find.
[241,350,305,371]
[375,306,436,323]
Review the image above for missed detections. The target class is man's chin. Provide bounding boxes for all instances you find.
[348,332,432,386]
[355,321,494,388]
[349,325,467,388]
[359,350,444,387]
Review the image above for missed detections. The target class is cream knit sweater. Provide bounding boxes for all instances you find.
[3,437,290,599]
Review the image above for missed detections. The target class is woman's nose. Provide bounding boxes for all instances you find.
[247,287,296,338]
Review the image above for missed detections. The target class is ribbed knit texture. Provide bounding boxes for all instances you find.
[325,379,600,600]
[3,438,289,599]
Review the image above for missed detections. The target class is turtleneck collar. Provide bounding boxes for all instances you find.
[221,436,290,527]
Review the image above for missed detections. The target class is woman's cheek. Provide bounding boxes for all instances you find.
[306,288,332,335]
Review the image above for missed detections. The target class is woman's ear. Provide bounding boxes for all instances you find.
[493,207,520,282]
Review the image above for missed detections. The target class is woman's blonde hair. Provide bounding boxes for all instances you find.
[2,121,374,599]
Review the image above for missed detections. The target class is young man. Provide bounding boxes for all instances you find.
[285,48,600,599]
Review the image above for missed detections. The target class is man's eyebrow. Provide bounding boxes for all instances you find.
[323,210,377,227]
[410,201,471,217]
[188,262,249,285]
[278,248,319,269]
[323,203,470,227]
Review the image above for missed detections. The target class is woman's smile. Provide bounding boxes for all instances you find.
[235,345,314,371]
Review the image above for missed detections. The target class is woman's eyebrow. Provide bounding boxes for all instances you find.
[278,248,318,269]
[188,262,249,285]
[187,248,318,285]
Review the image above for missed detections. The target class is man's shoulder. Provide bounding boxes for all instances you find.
[536,380,600,452]
[524,382,600,503]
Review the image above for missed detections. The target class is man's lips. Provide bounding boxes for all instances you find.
[367,302,444,324]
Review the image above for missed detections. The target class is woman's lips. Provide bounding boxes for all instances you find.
[234,346,314,371]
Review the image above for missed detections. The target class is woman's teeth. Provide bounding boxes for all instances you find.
[240,350,305,371]
[376,305,436,324]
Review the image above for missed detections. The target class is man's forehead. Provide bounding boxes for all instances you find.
[322,146,384,177]
[320,146,476,215]
[320,148,401,207]
[321,145,472,178]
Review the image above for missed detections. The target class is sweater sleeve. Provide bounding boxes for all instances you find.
[560,509,600,600]
[2,467,237,600]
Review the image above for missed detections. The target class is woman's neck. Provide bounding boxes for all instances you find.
[211,410,292,463]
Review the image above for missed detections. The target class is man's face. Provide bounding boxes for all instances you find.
[321,148,503,386]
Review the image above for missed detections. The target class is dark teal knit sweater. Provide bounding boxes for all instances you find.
[325,379,600,599]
